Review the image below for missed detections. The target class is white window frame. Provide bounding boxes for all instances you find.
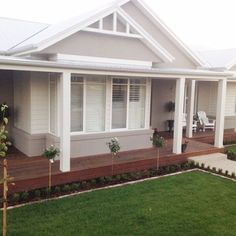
[111,77,148,131]
[71,75,107,135]
[70,75,150,135]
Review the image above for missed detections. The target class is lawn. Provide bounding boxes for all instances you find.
[1,171,236,236]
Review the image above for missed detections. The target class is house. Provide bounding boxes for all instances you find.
[197,49,236,131]
[0,0,232,172]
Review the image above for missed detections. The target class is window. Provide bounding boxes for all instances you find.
[85,77,106,132]
[71,75,106,133]
[49,75,57,134]
[112,78,128,129]
[71,76,83,132]
[112,78,146,129]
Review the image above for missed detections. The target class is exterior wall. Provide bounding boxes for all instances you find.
[151,79,176,131]
[70,130,153,157]
[30,72,49,134]
[121,2,197,69]
[197,81,236,130]
[197,81,217,117]
[41,31,161,62]
[0,70,14,137]
[12,127,46,157]
[13,71,31,133]
[12,128,153,158]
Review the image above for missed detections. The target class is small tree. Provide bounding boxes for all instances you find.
[107,137,120,175]
[43,145,60,191]
[150,132,165,170]
[0,104,12,236]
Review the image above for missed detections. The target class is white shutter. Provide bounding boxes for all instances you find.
[129,83,146,129]
[86,82,106,132]
[112,80,128,129]
[71,82,83,132]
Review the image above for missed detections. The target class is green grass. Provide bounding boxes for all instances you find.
[1,171,236,236]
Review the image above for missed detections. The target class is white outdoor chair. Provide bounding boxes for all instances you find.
[197,111,215,132]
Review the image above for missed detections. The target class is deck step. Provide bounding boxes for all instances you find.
[189,153,236,175]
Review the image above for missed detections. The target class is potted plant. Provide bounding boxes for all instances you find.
[165,101,175,132]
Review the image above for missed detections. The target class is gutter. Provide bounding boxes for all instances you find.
[0,56,233,78]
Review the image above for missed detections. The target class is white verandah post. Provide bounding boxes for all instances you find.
[173,77,186,154]
[214,78,227,148]
[59,72,71,172]
[186,80,196,138]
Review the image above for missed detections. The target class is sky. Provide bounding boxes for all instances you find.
[0,0,236,51]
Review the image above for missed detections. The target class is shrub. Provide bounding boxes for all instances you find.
[225,170,229,176]
[97,177,106,184]
[114,175,121,182]
[212,167,216,173]
[169,165,176,173]
[188,161,195,168]
[104,176,113,183]
[62,185,71,193]
[90,179,97,186]
[21,191,29,201]
[218,169,223,175]
[11,193,20,204]
[231,172,235,178]
[34,189,41,198]
[206,165,210,171]
[71,183,80,191]
[200,163,205,169]
[121,173,129,181]
[53,186,61,194]
[81,181,88,189]
[42,188,51,197]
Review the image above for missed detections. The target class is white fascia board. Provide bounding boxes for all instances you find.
[7,0,131,56]
[50,54,152,68]
[0,56,232,79]
[117,8,175,63]
[133,0,204,67]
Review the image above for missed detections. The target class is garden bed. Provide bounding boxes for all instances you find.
[2,160,236,208]
[225,145,236,161]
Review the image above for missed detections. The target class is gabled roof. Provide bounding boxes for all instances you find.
[0,17,49,53]
[4,0,204,67]
[198,48,236,69]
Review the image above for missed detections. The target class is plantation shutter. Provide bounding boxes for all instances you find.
[71,76,83,132]
[112,79,128,129]
[128,80,146,129]
[86,79,106,132]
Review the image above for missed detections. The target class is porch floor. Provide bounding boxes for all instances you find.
[1,129,232,193]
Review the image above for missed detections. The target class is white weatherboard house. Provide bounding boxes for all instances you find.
[0,0,233,172]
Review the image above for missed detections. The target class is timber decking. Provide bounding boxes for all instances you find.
[0,134,224,194]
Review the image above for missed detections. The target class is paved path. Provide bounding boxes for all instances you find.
[189,153,236,175]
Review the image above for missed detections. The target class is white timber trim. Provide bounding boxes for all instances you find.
[99,18,103,30]
[186,80,196,138]
[82,27,143,38]
[50,54,151,68]
[173,77,186,154]
[113,12,117,32]
[59,72,71,172]
[117,7,175,63]
[214,78,227,148]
